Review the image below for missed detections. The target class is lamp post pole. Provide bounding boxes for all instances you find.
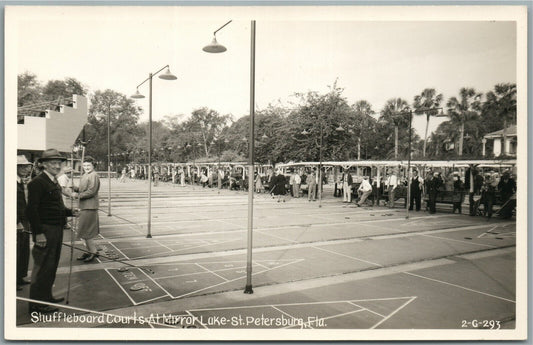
[147,73,153,238]
[244,20,256,294]
[318,119,323,208]
[131,65,177,238]
[203,19,255,294]
[107,104,112,216]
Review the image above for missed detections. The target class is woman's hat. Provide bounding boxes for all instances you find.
[17,155,33,166]
[83,155,95,164]
[39,149,67,162]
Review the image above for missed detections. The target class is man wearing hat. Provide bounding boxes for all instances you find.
[17,155,33,291]
[26,149,75,314]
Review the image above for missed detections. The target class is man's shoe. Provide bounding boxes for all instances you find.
[84,254,97,263]
[77,253,90,260]
[49,296,65,303]
[17,278,30,285]
[29,305,59,314]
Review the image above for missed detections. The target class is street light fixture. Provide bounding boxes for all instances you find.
[131,64,177,238]
[204,19,256,294]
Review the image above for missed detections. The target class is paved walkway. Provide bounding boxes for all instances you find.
[16,179,516,332]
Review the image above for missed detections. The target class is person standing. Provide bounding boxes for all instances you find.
[307,169,317,202]
[17,155,33,291]
[497,171,516,219]
[72,156,100,263]
[271,169,287,202]
[356,176,372,207]
[342,169,353,203]
[426,171,443,214]
[288,170,295,197]
[386,169,398,208]
[452,172,464,214]
[465,166,484,216]
[57,165,74,230]
[409,170,423,211]
[26,149,74,314]
[255,172,264,193]
[292,170,301,198]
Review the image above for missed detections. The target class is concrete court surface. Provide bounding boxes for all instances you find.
[16,178,517,331]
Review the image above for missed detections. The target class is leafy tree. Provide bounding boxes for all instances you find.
[18,72,42,107]
[481,83,516,152]
[42,77,87,102]
[413,88,443,157]
[82,89,143,165]
[445,87,482,156]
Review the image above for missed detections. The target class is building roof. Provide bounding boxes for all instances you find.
[483,125,517,139]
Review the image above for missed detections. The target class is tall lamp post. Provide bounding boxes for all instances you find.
[396,107,442,219]
[107,104,112,217]
[131,65,177,238]
[203,20,256,294]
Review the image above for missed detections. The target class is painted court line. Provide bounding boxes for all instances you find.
[195,263,230,282]
[348,301,385,318]
[155,240,174,252]
[404,272,515,303]
[138,267,175,299]
[419,233,498,248]
[130,237,242,260]
[103,268,139,306]
[256,228,382,267]
[312,246,384,268]
[107,241,132,260]
[271,306,313,329]
[171,259,304,299]
[370,296,417,329]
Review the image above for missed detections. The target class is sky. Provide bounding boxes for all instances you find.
[9,6,517,139]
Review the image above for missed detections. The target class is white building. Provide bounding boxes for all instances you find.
[18,94,88,159]
[482,125,517,157]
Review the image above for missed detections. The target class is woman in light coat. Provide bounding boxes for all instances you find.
[73,156,100,263]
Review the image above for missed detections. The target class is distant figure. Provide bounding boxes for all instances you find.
[307,169,317,202]
[271,170,287,202]
[426,171,443,214]
[292,170,301,198]
[342,169,353,203]
[356,176,372,207]
[466,167,484,216]
[452,172,464,214]
[498,171,516,219]
[482,173,498,220]
[120,167,127,183]
[409,170,423,211]
[200,170,209,188]
[255,173,264,193]
[386,169,398,208]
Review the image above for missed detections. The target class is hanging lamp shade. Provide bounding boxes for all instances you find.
[131,89,145,99]
[159,67,177,80]
[203,36,227,53]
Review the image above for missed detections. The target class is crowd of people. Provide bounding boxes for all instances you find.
[16,149,516,317]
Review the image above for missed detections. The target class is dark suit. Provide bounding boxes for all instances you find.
[17,180,30,284]
[26,172,72,309]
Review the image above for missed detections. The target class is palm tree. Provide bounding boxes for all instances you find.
[379,98,410,159]
[413,88,443,157]
[352,100,374,160]
[446,88,482,156]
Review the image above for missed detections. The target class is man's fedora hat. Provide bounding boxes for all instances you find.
[39,149,67,162]
[17,155,33,165]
